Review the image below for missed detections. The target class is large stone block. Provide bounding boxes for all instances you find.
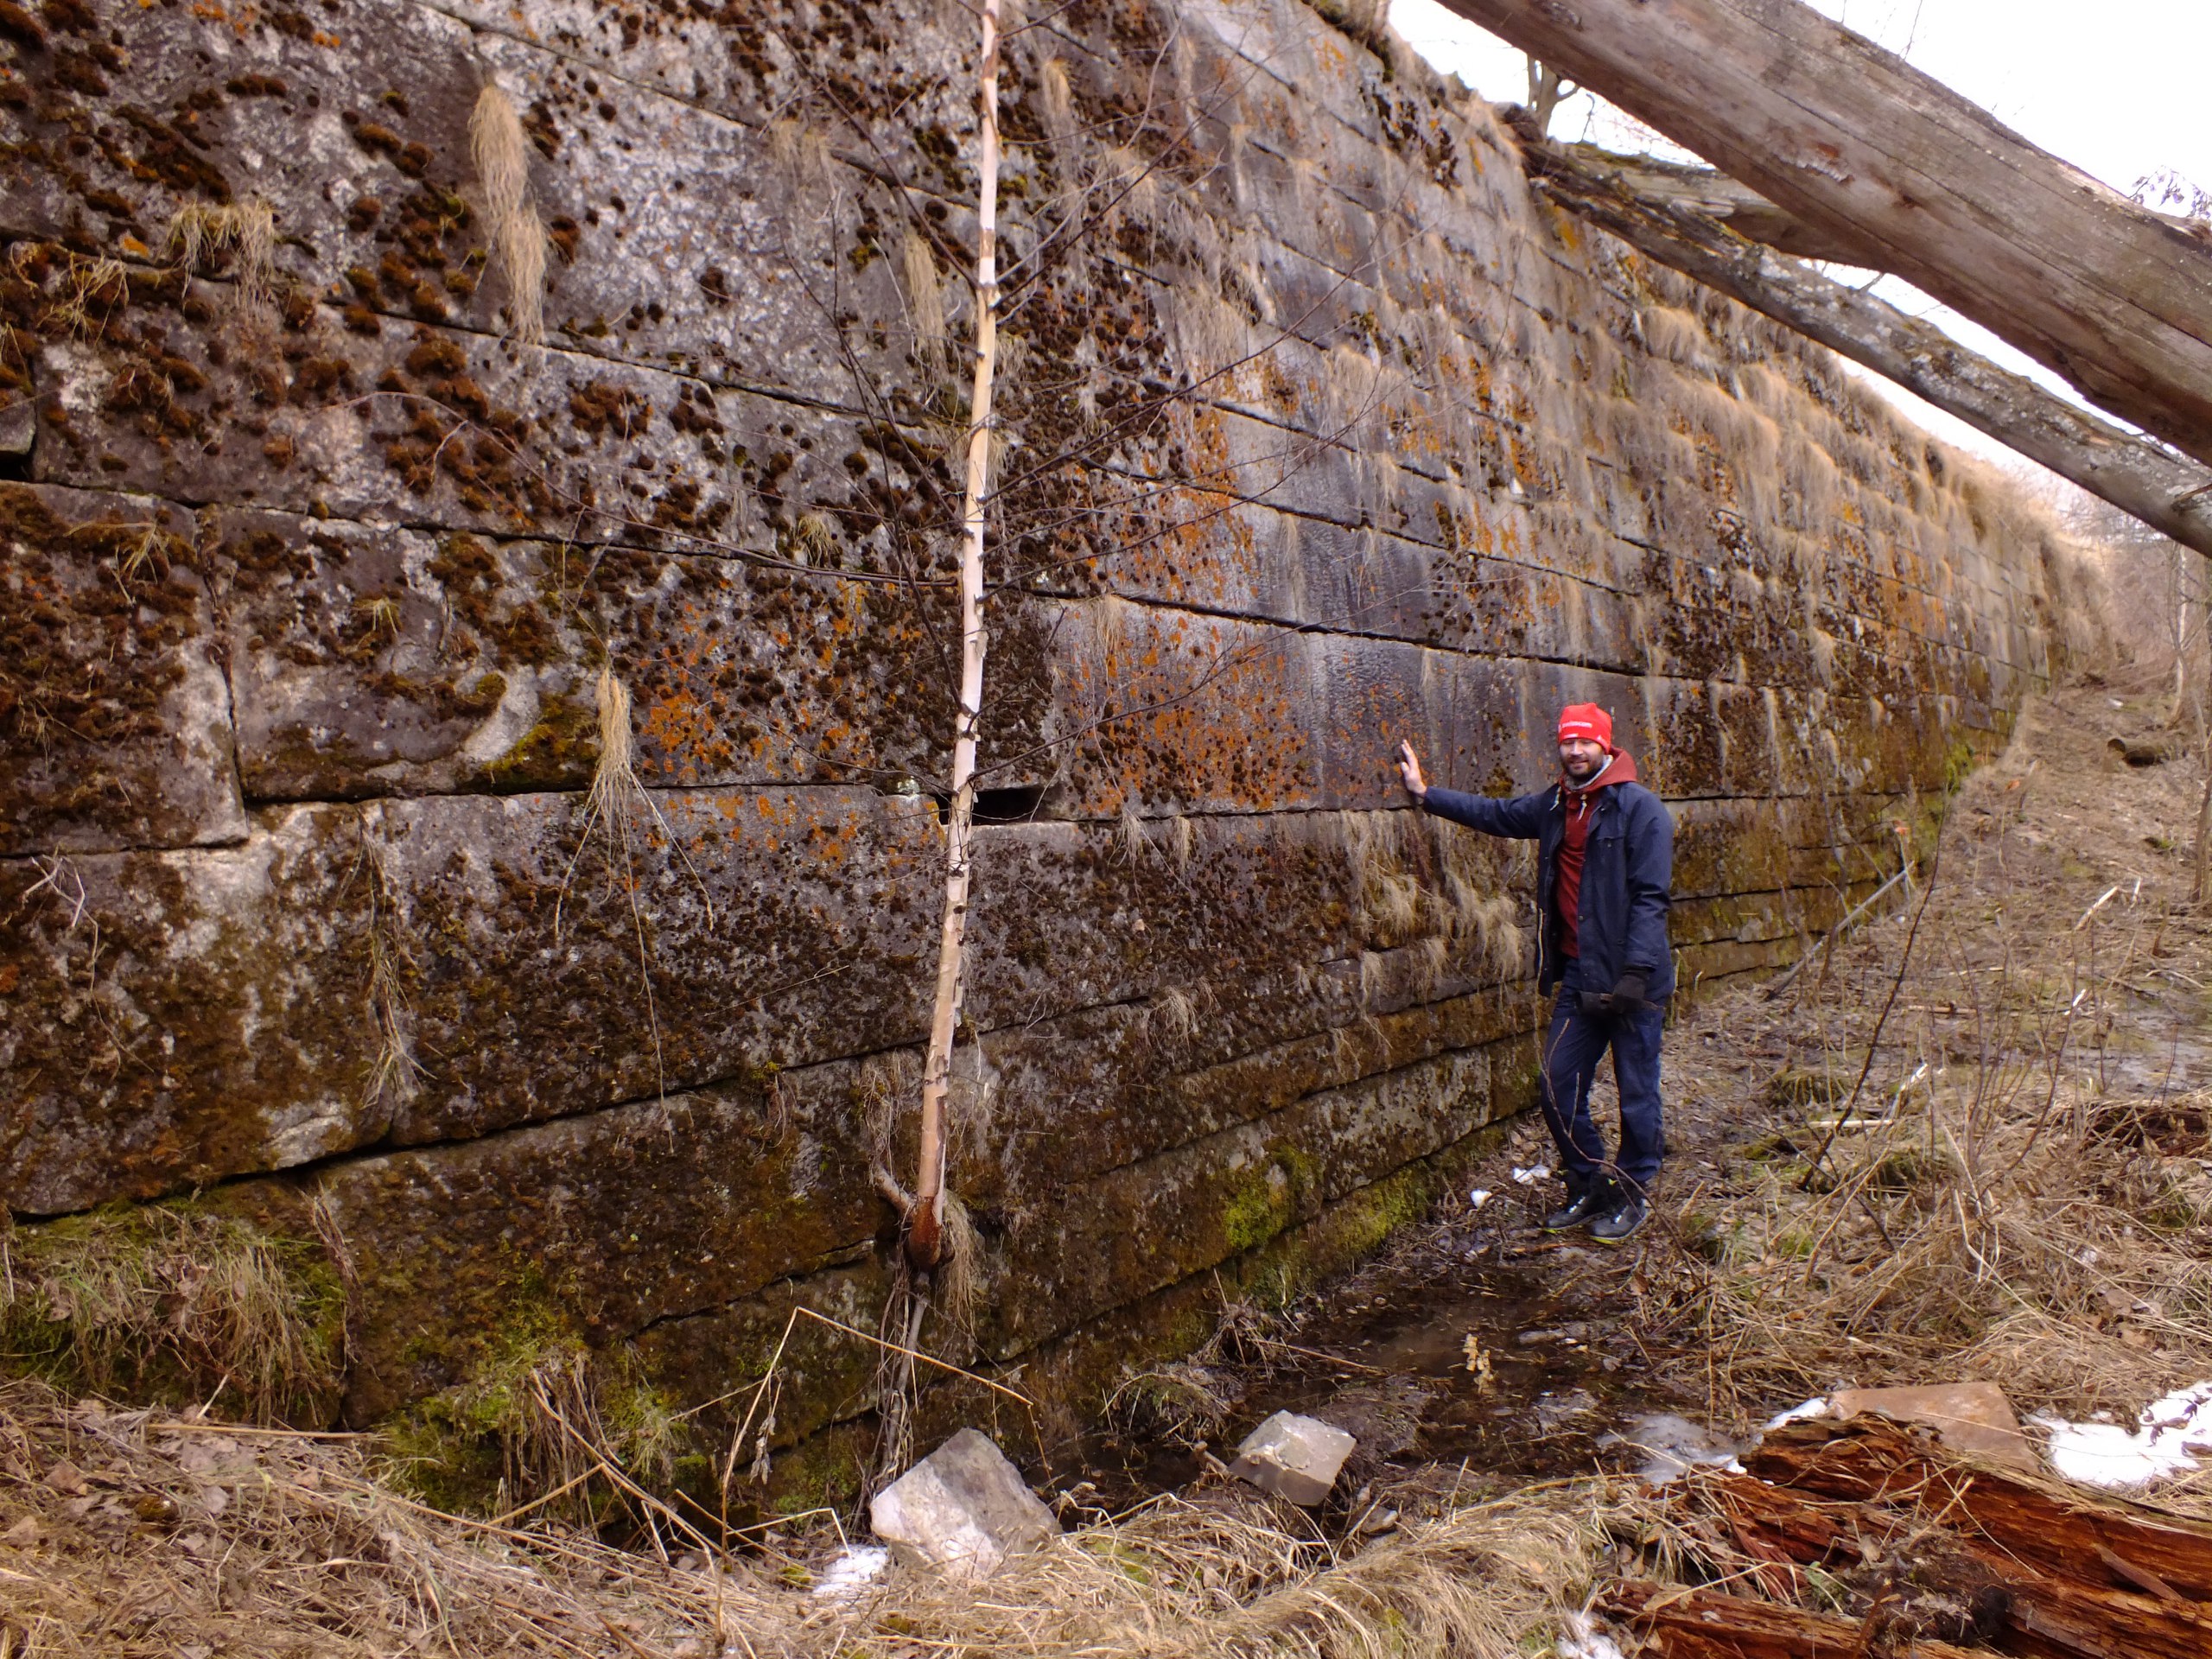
[0,806,378,1213]
[216,503,1057,801]
[0,484,245,855]
[317,1071,883,1419]
[369,784,939,1145]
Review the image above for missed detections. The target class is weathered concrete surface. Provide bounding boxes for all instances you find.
[0,0,2084,1495]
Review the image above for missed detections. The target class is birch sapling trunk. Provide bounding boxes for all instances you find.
[906,0,1002,1273]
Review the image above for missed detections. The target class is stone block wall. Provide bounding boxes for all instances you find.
[0,0,2069,1498]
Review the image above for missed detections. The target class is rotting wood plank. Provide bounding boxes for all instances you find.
[1601,1579,1983,1657]
[1669,1463,2212,1659]
[1512,124,2212,562]
[1437,0,2212,468]
[1746,1419,2212,1604]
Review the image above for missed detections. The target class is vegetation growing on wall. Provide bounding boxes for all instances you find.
[0,1204,344,1426]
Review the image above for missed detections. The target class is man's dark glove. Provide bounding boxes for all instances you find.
[1579,972,1649,1017]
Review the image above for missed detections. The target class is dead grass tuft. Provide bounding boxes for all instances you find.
[846,1485,1595,1659]
[1039,56,1078,152]
[1342,811,1528,987]
[900,228,950,371]
[38,251,130,337]
[167,199,275,312]
[469,84,548,345]
[556,668,715,1103]
[0,1208,343,1426]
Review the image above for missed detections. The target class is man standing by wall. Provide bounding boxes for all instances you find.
[1396,705,1674,1242]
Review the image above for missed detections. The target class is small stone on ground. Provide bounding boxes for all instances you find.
[1229,1410,1356,1505]
[868,1429,1059,1580]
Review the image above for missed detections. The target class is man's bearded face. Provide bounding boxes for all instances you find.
[1559,736,1608,780]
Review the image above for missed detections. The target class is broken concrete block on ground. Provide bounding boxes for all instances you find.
[1827,1382,2038,1471]
[1230,1410,1357,1505]
[868,1429,1059,1580]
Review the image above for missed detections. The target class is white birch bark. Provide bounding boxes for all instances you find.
[906,0,1002,1272]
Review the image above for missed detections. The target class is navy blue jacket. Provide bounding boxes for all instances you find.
[1421,769,1675,998]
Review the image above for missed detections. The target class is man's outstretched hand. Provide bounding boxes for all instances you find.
[1396,741,1427,804]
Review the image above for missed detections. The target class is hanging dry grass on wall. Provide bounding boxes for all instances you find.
[1342,811,1530,997]
[556,669,715,1103]
[166,198,275,312]
[900,228,950,371]
[356,819,424,1116]
[1038,56,1078,153]
[468,84,549,346]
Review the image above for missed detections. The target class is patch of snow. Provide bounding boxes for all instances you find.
[1764,1397,1830,1433]
[1510,1165,1552,1185]
[1605,1412,1742,1484]
[1468,1189,1493,1209]
[1555,1610,1627,1659]
[2039,1382,2212,1490]
[811,1545,890,1599]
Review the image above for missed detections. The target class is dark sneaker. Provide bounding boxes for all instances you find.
[1540,1190,1611,1232]
[1590,1199,1649,1244]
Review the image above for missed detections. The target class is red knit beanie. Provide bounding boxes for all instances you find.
[1557,702,1612,747]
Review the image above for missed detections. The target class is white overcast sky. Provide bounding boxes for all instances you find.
[1392,0,2212,477]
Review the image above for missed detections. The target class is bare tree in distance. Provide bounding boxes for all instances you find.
[1524,59,1578,135]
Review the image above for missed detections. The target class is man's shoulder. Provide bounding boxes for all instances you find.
[1611,781,1673,823]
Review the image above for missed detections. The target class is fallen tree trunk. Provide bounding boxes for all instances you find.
[1440,0,2212,468]
[1517,130,2212,561]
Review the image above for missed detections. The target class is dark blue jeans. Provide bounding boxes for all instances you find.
[1541,959,1666,1204]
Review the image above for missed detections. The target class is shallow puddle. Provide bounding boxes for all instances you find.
[1079,1221,1703,1507]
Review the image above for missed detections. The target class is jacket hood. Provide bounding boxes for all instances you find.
[1563,748,1638,793]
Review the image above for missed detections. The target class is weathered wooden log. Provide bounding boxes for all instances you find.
[1745,1419,2212,1604]
[1513,129,2212,562]
[1601,1579,1982,1657]
[1440,0,2212,468]
[1540,141,1876,264]
[1670,1459,2212,1659]
[1527,139,2212,272]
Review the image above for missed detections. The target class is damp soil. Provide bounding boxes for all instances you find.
[1076,1189,1718,1513]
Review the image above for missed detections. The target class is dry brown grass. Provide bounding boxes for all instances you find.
[0,1209,342,1427]
[556,669,714,1101]
[1632,675,2212,1467]
[900,228,950,371]
[166,199,275,311]
[0,1367,1599,1658]
[1342,811,1529,988]
[469,85,549,345]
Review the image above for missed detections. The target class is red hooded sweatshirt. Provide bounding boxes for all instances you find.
[1554,748,1639,957]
